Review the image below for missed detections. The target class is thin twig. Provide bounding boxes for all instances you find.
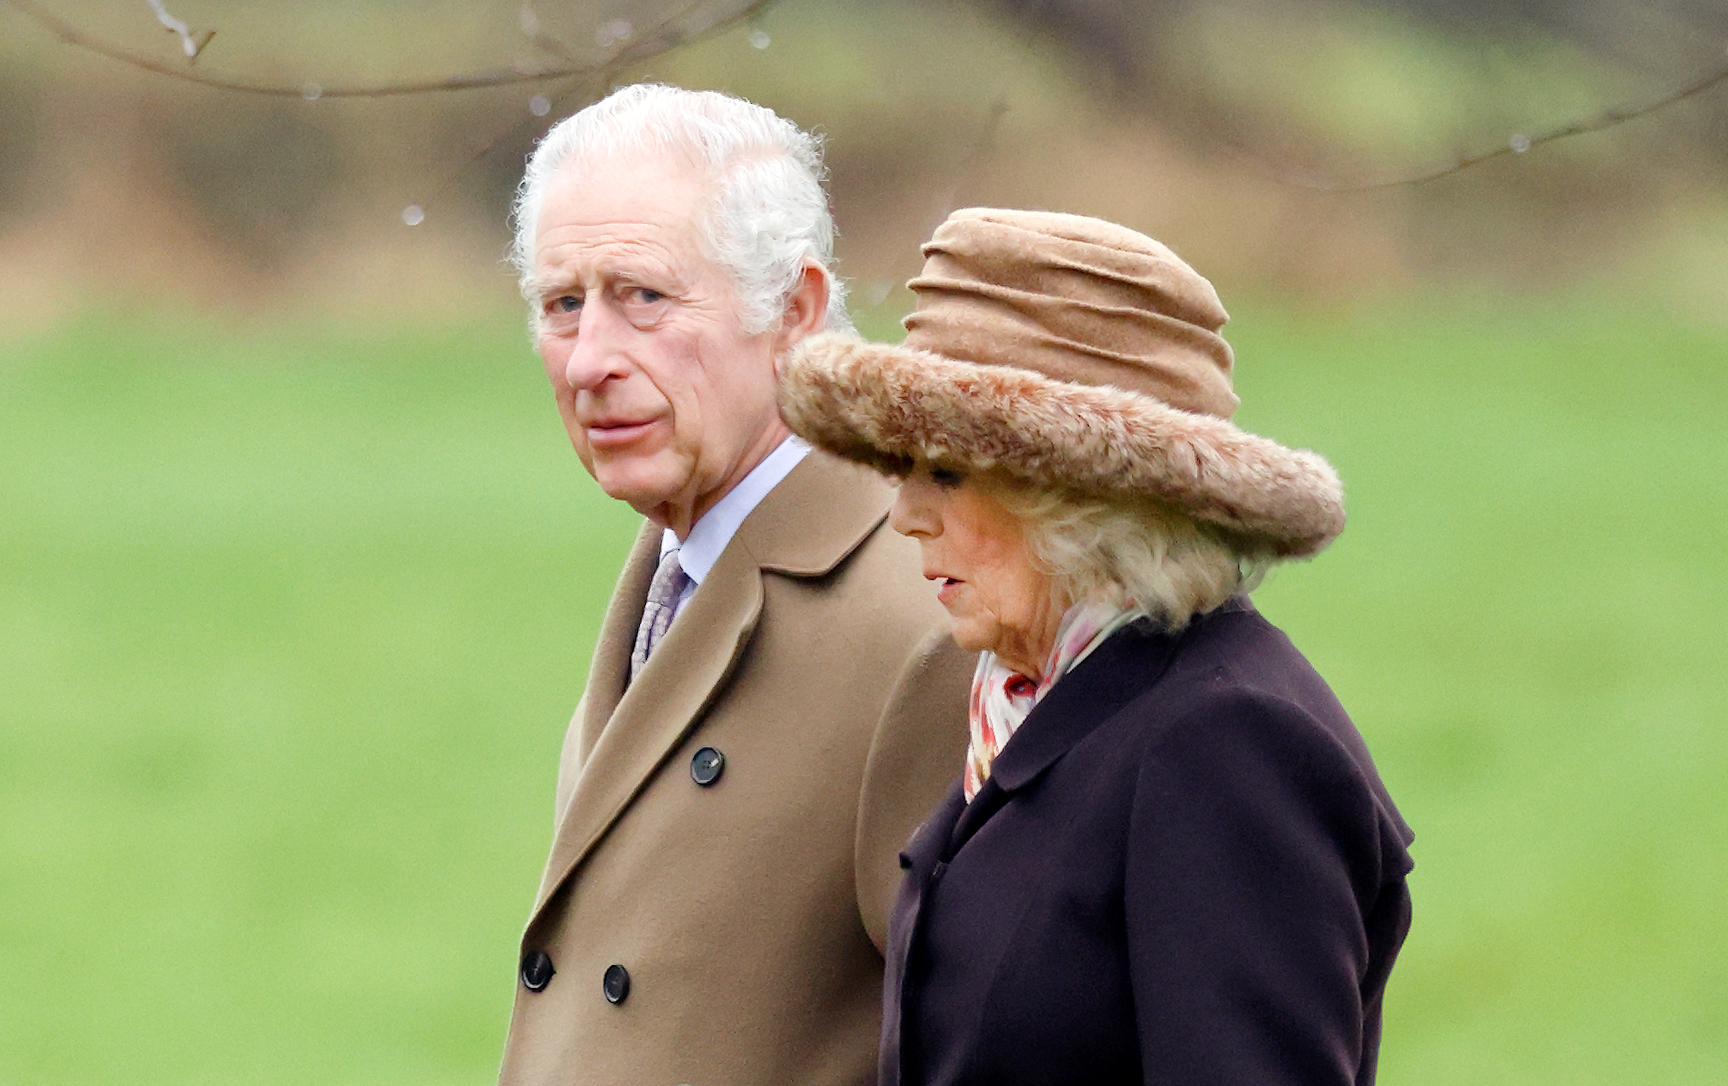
[397,74,593,229]
[144,0,213,62]
[11,0,1723,190]
[5,0,779,98]
[1274,49,1728,191]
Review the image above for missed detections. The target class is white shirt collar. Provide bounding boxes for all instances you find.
[660,436,811,585]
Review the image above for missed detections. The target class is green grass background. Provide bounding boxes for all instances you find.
[2,297,1724,1084]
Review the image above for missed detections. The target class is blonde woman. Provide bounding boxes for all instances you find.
[779,209,1414,1086]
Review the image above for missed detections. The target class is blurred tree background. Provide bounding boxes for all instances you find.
[2,2,1725,1084]
[4,0,1727,317]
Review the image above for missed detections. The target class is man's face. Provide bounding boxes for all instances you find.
[531,153,791,536]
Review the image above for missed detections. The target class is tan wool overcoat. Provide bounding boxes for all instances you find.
[497,450,972,1086]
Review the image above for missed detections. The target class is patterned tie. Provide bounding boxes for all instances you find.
[631,546,690,680]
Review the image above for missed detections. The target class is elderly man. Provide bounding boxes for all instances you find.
[495,85,970,1086]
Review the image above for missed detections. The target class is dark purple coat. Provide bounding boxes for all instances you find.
[881,599,1414,1086]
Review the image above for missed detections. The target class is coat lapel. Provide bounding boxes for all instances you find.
[531,452,895,918]
[560,525,659,800]
[531,528,764,914]
[942,618,1186,859]
[883,780,967,1086]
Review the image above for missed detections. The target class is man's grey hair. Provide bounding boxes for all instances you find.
[511,83,852,336]
[990,480,1265,631]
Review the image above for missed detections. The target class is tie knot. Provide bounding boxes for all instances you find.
[631,547,690,681]
[650,546,686,597]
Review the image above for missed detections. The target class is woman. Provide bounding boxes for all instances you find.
[778,209,1413,1086]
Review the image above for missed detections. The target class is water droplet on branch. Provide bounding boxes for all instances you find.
[749,29,771,50]
[596,18,633,48]
[1509,133,1531,153]
[529,95,551,117]
[402,205,425,227]
[301,82,322,101]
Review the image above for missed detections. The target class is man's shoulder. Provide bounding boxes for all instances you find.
[748,456,948,642]
[737,449,900,577]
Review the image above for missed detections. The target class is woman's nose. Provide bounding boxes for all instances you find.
[889,478,937,539]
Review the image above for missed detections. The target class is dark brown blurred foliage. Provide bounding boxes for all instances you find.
[2,0,1725,327]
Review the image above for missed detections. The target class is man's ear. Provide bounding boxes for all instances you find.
[773,263,831,354]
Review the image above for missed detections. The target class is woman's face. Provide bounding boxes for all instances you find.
[889,465,1067,680]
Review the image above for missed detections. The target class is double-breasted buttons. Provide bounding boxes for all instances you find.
[690,746,725,786]
[602,963,631,1004]
[519,950,555,992]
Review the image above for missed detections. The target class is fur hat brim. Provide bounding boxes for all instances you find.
[780,332,1345,559]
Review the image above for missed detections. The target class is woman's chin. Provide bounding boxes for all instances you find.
[945,619,1000,656]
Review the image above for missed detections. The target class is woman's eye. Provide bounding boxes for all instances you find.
[930,466,966,488]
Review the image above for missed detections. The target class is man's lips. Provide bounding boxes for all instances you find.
[584,417,661,449]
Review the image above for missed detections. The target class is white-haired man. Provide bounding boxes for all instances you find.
[496,84,970,1086]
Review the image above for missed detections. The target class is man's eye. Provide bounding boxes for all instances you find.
[930,466,966,488]
[551,295,582,314]
[627,287,665,305]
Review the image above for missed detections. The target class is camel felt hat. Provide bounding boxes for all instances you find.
[778,208,1345,559]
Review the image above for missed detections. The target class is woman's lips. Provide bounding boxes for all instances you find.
[934,577,962,605]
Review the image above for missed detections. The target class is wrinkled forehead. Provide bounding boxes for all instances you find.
[537,148,717,244]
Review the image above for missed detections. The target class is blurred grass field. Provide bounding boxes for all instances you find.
[2,296,1724,1085]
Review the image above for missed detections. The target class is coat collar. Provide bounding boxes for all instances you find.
[985,620,1177,793]
[941,613,1196,861]
[938,597,1255,859]
[731,447,893,576]
[530,451,895,919]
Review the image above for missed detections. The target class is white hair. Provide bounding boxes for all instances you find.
[510,83,852,335]
[989,481,1263,631]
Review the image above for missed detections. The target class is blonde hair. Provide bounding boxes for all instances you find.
[989,480,1261,630]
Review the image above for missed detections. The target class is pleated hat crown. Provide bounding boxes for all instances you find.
[904,208,1240,420]
[778,208,1346,559]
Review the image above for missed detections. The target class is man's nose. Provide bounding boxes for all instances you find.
[560,303,630,392]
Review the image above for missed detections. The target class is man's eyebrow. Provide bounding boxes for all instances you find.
[533,245,684,296]
[531,270,582,296]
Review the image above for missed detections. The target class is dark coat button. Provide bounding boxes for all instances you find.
[898,852,913,870]
[690,746,725,786]
[602,963,631,1004]
[519,950,555,992]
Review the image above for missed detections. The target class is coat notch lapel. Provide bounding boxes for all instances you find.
[531,539,765,916]
[943,622,1183,857]
[903,784,964,876]
[943,778,1009,860]
[529,452,897,921]
[565,527,659,783]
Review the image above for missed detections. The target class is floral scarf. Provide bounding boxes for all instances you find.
[963,601,1147,801]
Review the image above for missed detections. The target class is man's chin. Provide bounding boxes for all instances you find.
[590,474,681,527]
[598,479,669,509]
[591,460,671,501]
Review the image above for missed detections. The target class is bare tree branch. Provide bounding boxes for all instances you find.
[5,0,779,98]
[7,0,1722,191]
[144,0,214,63]
[516,2,581,64]
[1266,47,1728,191]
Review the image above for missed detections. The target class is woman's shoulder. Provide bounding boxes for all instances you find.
[1165,600,1347,720]
[1102,601,1414,850]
